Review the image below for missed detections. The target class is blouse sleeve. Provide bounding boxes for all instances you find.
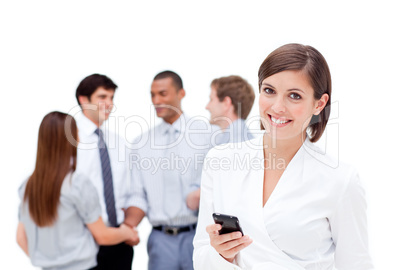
[71,174,102,224]
[17,180,27,220]
[193,150,243,270]
[328,170,374,270]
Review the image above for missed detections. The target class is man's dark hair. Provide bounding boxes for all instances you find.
[75,74,117,105]
[153,70,183,91]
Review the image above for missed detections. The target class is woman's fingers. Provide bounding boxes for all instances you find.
[207,224,243,243]
[219,238,253,259]
[219,235,251,250]
[206,223,252,262]
[214,234,252,262]
[213,231,243,245]
[206,224,221,235]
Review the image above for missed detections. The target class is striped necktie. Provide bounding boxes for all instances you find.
[95,128,117,227]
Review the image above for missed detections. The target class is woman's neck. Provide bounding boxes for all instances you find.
[263,133,306,166]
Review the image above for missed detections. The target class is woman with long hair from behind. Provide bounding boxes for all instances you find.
[16,111,137,270]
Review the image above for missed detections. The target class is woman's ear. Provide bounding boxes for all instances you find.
[314,93,329,115]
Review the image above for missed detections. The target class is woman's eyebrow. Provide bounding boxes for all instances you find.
[287,88,305,94]
[261,83,276,89]
[262,83,305,94]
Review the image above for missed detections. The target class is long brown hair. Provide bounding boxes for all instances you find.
[24,111,78,227]
[258,43,332,142]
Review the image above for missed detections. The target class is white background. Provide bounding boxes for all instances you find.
[1,0,401,269]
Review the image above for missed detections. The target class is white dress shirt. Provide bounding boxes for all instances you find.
[193,135,373,270]
[75,112,134,226]
[131,113,217,226]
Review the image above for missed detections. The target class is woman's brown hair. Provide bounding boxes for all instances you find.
[23,111,78,227]
[258,43,332,142]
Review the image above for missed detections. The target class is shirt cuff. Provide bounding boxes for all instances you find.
[185,184,200,198]
[128,200,148,216]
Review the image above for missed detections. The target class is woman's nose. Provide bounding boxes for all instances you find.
[271,97,286,114]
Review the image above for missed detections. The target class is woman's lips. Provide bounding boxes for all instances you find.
[268,114,292,127]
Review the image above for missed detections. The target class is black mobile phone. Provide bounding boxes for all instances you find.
[212,213,244,236]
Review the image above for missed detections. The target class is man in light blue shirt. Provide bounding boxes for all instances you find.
[185,75,256,214]
[206,75,255,144]
[127,71,216,270]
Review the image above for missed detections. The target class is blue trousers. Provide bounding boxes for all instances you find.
[147,228,195,270]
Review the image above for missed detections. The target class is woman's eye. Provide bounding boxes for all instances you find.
[264,88,275,94]
[290,93,302,100]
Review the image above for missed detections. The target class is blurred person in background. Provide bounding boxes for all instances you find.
[16,111,137,270]
[206,75,255,144]
[127,71,216,270]
[75,74,139,269]
[186,75,257,212]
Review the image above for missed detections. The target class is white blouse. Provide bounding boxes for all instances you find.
[193,135,373,270]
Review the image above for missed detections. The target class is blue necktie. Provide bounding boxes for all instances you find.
[95,128,117,227]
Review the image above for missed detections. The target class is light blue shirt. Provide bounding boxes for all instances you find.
[215,119,254,145]
[18,172,101,270]
[130,113,216,226]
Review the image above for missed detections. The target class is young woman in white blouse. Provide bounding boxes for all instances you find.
[16,112,137,270]
[193,44,373,269]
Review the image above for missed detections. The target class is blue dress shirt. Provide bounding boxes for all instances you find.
[130,113,216,226]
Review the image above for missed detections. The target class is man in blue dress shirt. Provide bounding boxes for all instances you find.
[127,71,216,270]
[184,75,256,217]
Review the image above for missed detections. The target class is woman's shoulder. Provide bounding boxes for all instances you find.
[303,140,359,188]
[62,172,96,195]
[18,179,28,200]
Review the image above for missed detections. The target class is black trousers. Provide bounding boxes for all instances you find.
[91,242,134,270]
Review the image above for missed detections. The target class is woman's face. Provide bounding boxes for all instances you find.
[259,70,328,141]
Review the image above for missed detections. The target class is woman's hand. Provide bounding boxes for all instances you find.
[120,224,140,246]
[206,224,252,263]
